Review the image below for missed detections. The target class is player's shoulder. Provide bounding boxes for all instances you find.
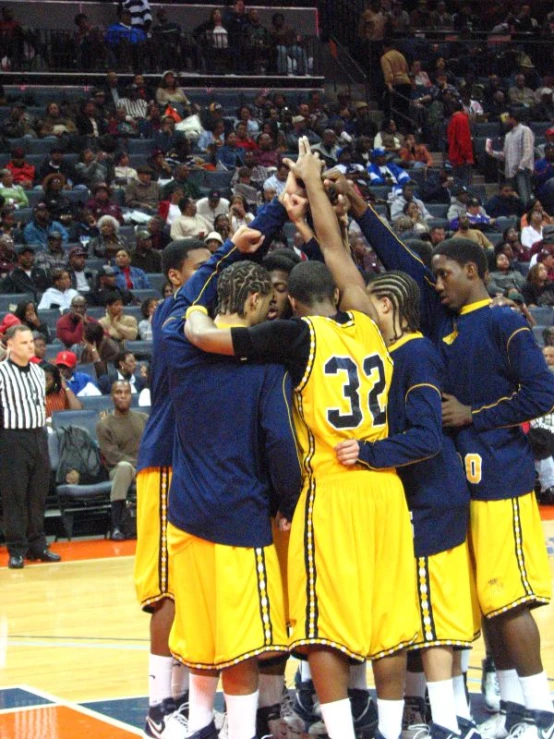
[488,304,532,339]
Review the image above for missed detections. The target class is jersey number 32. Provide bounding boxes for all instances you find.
[324,354,387,429]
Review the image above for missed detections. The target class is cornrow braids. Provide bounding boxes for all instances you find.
[217,261,273,318]
[368,270,421,341]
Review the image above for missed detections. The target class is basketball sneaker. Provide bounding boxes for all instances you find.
[349,688,378,737]
[281,688,305,738]
[182,721,219,739]
[402,696,429,739]
[481,658,501,714]
[143,697,176,738]
[531,710,554,739]
[457,716,482,739]
[292,671,320,724]
[257,702,288,738]
[479,702,528,739]
[163,698,189,739]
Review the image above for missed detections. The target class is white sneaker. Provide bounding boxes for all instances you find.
[280,688,305,737]
[479,703,528,739]
[508,723,539,739]
[215,711,227,739]
[481,659,501,713]
[162,703,189,739]
[402,696,429,739]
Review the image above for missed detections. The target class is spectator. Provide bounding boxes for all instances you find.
[410,0,432,28]
[42,362,82,418]
[98,351,147,395]
[270,12,308,76]
[152,115,187,156]
[170,197,212,240]
[390,182,432,221]
[34,231,67,273]
[286,115,321,151]
[96,379,148,539]
[146,148,173,183]
[32,333,47,363]
[522,263,554,307]
[119,85,149,122]
[37,269,79,312]
[430,0,452,27]
[88,266,135,307]
[446,185,471,222]
[105,8,146,67]
[155,71,191,112]
[262,163,289,197]
[234,121,258,152]
[85,183,122,224]
[450,197,494,231]
[399,133,433,169]
[75,99,106,144]
[521,208,545,251]
[429,225,447,246]
[352,101,378,140]
[508,74,535,107]
[447,102,474,186]
[119,0,152,32]
[214,213,231,242]
[75,149,109,190]
[204,231,224,254]
[197,119,226,154]
[521,201,552,229]
[196,190,230,227]
[0,234,18,278]
[487,254,527,299]
[55,295,99,349]
[163,164,201,201]
[2,104,37,139]
[23,203,69,248]
[113,151,138,186]
[113,249,151,291]
[99,292,138,342]
[80,322,120,377]
[37,102,77,140]
[90,215,127,261]
[130,231,162,273]
[485,184,525,219]
[486,109,535,207]
[6,148,35,188]
[532,88,554,122]
[245,9,272,74]
[138,298,157,340]
[452,215,494,250]
[389,1,411,33]
[37,146,77,186]
[1,246,50,299]
[13,300,50,342]
[256,132,280,169]
[145,215,170,251]
[125,166,161,213]
[55,349,101,397]
[0,169,29,209]
[367,147,410,188]
[311,130,340,168]
[228,194,254,235]
[232,167,259,212]
[215,132,245,170]
[41,174,73,223]
[534,144,554,208]
[403,200,430,234]
[380,39,411,121]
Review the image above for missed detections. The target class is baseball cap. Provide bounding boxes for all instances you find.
[292,115,305,124]
[0,313,21,335]
[454,185,469,195]
[11,147,25,158]
[546,127,554,136]
[372,147,387,157]
[18,245,35,254]
[205,231,223,245]
[97,265,115,277]
[34,202,48,211]
[209,190,221,200]
[47,231,63,240]
[542,88,553,95]
[135,229,151,240]
[55,350,77,368]
[68,246,87,257]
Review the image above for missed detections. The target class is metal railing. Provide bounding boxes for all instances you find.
[0,28,322,76]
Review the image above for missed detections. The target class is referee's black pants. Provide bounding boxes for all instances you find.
[0,428,50,557]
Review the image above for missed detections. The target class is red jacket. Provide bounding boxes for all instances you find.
[6,161,35,186]
[447,111,474,167]
[56,313,99,348]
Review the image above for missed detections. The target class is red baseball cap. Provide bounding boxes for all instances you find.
[55,350,77,368]
[0,313,21,335]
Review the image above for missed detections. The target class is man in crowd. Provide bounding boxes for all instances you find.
[56,295,99,349]
[1,245,50,299]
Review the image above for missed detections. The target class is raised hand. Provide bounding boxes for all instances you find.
[282,192,309,224]
[231,225,265,254]
[283,136,324,186]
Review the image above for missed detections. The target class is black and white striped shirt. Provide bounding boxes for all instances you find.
[120,0,152,28]
[0,360,46,430]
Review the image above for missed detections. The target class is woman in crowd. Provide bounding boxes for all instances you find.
[42,173,73,222]
[373,118,404,154]
[90,215,127,261]
[43,362,82,418]
[113,249,152,291]
[113,151,138,185]
[403,200,430,234]
[487,251,527,297]
[521,207,546,251]
[75,148,109,189]
[399,133,434,168]
[522,262,554,306]
[14,301,50,342]
[520,199,552,228]
[155,71,191,112]
[138,297,158,340]
[37,102,77,139]
[228,194,254,234]
[503,226,529,263]
[38,269,80,312]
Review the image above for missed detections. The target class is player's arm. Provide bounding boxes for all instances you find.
[336,380,443,468]
[284,138,377,320]
[260,368,302,527]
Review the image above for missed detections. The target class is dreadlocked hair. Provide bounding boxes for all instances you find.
[217,260,273,317]
[368,270,421,342]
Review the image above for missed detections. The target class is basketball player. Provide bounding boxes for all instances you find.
[329,175,554,739]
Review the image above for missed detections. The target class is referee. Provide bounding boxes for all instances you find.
[0,325,61,569]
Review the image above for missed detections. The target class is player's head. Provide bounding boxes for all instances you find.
[431,237,489,312]
[366,271,421,342]
[217,261,273,325]
[161,239,211,289]
[262,249,301,320]
[287,261,338,317]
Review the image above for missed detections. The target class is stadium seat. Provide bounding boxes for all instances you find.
[80,395,115,412]
[532,325,546,347]
[146,273,165,292]
[426,204,449,218]
[529,307,554,326]
[125,340,153,359]
[51,409,101,442]
[44,341,65,361]
[0,293,34,312]
[133,288,163,301]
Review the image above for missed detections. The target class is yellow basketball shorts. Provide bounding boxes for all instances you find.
[410,540,481,650]
[271,518,290,625]
[134,467,173,612]
[167,523,289,670]
[288,469,419,661]
[470,493,551,618]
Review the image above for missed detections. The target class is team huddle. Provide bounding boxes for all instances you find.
[132,139,554,739]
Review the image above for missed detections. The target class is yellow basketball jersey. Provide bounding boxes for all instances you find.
[293,311,393,479]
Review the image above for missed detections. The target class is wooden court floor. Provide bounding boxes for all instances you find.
[1,518,554,739]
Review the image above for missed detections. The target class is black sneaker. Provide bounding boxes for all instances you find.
[144,697,177,738]
[349,688,378,737]
[256,702,284,738]
[532,710,554,739]
[293,671,320,724]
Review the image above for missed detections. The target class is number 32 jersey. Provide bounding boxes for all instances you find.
[232,310,393,480]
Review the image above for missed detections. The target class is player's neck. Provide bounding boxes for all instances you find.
[215,312,249,328]
[460,283,490,310]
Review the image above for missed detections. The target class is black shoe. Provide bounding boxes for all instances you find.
[8,554,24,569]
[27,549,61,562]
[144,697,177,738]
[111,528,125,541]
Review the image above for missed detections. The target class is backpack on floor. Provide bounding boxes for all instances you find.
[55,425,107,485]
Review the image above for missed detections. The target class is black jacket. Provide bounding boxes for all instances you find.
[1,266,51,299]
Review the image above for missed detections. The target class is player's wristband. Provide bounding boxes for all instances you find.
[185,304,208,320]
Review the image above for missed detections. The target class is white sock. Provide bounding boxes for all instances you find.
[171,659,190,701]
[427,679,459,733]
[406,670,427,699]
[377,699,404,739]
[225,690,259,739]
[519,672,553,712]
[320,698,356,739]
[188,674,218,733]
[148,653,173,707]
[497,669,525,706]
[349,662,368,691]
[258,674,285,708]
[453,675,471,720]
[300,661,312,681]
[460,649,471,673]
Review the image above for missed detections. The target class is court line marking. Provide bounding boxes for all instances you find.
[8,634,148,642]
[7,640,149,651]
[0,555,135,569]
[5,684,143,735]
